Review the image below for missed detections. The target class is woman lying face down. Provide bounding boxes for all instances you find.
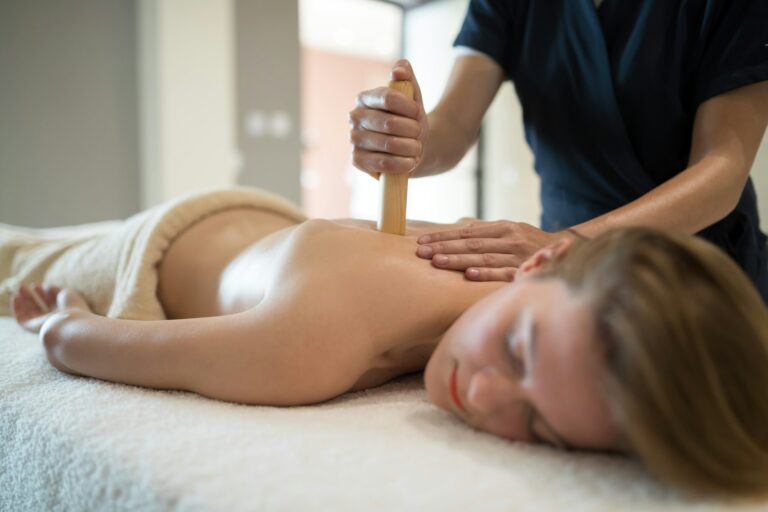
[425,244,621,452]
[428,229,768,499]
[10,217,768,500]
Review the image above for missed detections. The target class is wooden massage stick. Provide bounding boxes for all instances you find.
[377,80,414,235]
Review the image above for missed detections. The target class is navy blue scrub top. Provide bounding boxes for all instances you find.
[454,0,768,302]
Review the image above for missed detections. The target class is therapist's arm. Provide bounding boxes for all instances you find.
[414,55,505,177]
[416,81,768,281]
[350,55,504,178]
[574,80,768,237]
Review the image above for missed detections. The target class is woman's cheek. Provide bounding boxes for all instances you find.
[423,351,448,409]
[477,411,524,441]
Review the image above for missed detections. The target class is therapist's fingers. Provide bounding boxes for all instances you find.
[349,107,421,138]
[350,128,422,157]
[355,86,420,119]
[417,222,511,244]
[390,59,425,107]
[465,267,518,282]
[352,149,417,176]
[429,253,522,271]
[416,238,528,258]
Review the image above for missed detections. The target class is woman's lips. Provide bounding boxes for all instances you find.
[449,362,465,411]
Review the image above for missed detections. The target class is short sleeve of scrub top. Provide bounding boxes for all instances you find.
[693,1,768,106]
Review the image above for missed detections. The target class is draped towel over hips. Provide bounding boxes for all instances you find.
[0,188,306,320]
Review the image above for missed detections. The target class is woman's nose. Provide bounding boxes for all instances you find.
[465,366,524,416]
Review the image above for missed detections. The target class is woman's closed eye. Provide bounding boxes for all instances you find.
[502,307,567,449]
[505,306,532,377]
[505,330,526,376]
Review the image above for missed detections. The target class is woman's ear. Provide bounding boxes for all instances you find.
[551,236,574,259]
[518,237,575,276]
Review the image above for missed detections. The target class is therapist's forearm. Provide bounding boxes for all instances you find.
[412,54,505,178]
[573,81,768,239]
[572,156,750,238]
[412,109,478,178]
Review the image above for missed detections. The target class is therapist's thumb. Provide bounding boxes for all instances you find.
[390,59,424,106]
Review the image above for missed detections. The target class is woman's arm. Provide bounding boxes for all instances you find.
[39,295,368,406]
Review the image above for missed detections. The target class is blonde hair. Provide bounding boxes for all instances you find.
[542,228,768,499]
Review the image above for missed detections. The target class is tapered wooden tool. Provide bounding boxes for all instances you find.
[377,80,414,235]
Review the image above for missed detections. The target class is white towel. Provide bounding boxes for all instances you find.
[0,187,306,320]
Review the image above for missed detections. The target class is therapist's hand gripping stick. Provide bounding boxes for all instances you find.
[377,80,414,235]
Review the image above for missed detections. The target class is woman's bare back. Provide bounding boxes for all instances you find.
[157,209,504,390]
[157,208,298,318]
[31,209,503,405]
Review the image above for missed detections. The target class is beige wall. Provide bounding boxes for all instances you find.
[400,0,478,223]
[0,0,140,227]
[483,83,541,226]
[138,0,237,209]
[235,0,302,205]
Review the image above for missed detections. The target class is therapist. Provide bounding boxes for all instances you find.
[349,0,768,301]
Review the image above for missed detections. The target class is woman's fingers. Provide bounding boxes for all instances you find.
[12,284,51,333]
[11,289,28,319]
[57,288,90,311]
[11,283,89,333]
[18,284,47,314]
[42,283,62,303]
[30,284,51,312]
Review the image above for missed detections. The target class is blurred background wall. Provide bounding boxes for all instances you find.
[236,0,301,204]
[0,0,766,232]
[138,0,237,210]
[0,0,140,226]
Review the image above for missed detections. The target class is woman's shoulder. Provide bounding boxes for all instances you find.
[280,217,503,328]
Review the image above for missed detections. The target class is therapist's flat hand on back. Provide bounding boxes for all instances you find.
[416,220,566,282]
[349,59,429,178]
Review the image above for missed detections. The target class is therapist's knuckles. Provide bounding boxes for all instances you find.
[353,151,414,174]
[349,129,419,157]
[354,86,418,119]
[364,113,421,139]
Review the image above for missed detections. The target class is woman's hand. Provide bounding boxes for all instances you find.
[11,283,91,334]
[415,221,566,281]
[349,59,429,178]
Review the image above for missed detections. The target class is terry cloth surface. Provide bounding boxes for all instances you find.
[0,317,761,512]
[0,187,306,320]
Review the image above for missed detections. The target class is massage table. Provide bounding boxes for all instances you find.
[0,188,762,511]
[1,315,761,511]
